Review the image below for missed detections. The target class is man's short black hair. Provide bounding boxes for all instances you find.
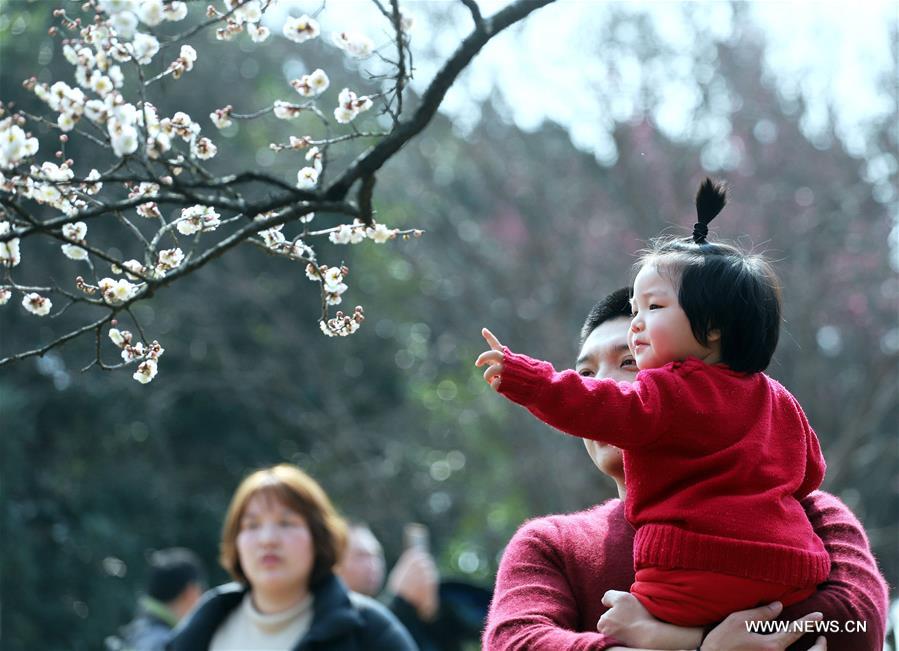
[147,548,205,603]
[638,238,782,374]
[580,287,633,345]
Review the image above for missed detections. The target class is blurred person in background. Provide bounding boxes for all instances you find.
[484,287,888,651]
[116,547,205,651]
[337,521,489,651]
[168,464,416,651]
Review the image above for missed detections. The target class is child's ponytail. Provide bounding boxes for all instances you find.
[692,178,727,244]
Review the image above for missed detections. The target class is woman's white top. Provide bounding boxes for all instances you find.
[209,592,314,650]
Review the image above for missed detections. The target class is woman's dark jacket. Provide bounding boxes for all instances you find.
[167,574,418,651]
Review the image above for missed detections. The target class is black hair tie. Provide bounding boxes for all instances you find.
[692,222,709,244]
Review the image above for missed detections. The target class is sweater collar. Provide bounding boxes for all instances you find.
[170,574,364,651]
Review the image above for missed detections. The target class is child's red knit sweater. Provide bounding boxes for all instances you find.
[497,351,830,591]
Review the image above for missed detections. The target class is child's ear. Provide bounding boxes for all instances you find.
[707,328,721,343]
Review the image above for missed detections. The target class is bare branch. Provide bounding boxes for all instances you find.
[324,0,554,201]
[0,313,113,367]
[461,0,485,30]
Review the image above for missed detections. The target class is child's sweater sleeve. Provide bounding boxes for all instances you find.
[497,348,669,448]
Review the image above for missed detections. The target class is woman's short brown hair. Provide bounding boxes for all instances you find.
[219,464,348,588]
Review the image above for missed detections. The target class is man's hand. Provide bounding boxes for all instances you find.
[700,601,826,651]
[387,548,440,621]
[597,591,701,650]
[475,328,504,390]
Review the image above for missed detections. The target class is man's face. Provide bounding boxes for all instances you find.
[575,316,636,481]
[336,526,385,597]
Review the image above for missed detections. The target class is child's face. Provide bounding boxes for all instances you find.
[629,263,720,369]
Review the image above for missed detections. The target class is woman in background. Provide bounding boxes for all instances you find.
[169,463,416,651]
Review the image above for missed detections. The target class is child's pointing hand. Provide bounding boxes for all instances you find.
[476,328,505,390]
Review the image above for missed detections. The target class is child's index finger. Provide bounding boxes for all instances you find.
[481,328,503,351]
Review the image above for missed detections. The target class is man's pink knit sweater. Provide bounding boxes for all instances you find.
[483,495,888,650]
[497,352,830,588]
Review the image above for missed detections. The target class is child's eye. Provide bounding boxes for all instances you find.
[648,304,661,310]
[578,369,595,378]
[620,358,636,368]
[630,310,638,318]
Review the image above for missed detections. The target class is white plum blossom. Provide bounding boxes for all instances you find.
[62,244,88,260]
[259,225,286,249]
[137,0,165,26]
[57,113,77,132]
[133,358,158,383]
[99,277,139,304]
[290,240,313,259]
[63,44,79,65]
[131,32,160,64]
[108,65,125,88]
[168,45,198,79]
[234,0,262,24]
[334,88,373,124]
[110,11,139,40]
[291,69,329,97]
[163,2,188,21]
[136,202,162,219]
[334,106,355,124]
[121,259,145,280]
[305,263,320,281]
[109,327,132,348]
[62,221,87,241]
[84,99,107,123]
[320,306,364,337]
[90,71,115,96]
[329,224,352,244]
[283,15,320,43]
[0,288,11,305]
[191,137,217,160]
[329,221,366,245]
[163,111,199,141]
[367,223,395,243]
[121,340,145,362]
[332,31,374,59]
[210,106,233,129]
[248,23,270,43]
[177,205,221,235]
[109,121,139,157]
[131,182,160,198]
[157,247,184,272]
[273,101,303,120]
[305,146,322,172]
[0,120,39,168]
[98,0,138,14]
[0,221,21,266]
[322,267,343,289]
[83,169,103,194]
[296,166,319,189]
[22,292,51,316]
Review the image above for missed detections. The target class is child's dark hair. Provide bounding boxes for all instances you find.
[637,179,782,374]
[580,287,632,345]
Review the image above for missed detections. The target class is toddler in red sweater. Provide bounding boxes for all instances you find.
[476,178,830,627]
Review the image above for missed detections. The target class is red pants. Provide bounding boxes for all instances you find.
[631,567,816,627]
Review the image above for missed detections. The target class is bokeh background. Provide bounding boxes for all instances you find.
[1,1,896,649]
